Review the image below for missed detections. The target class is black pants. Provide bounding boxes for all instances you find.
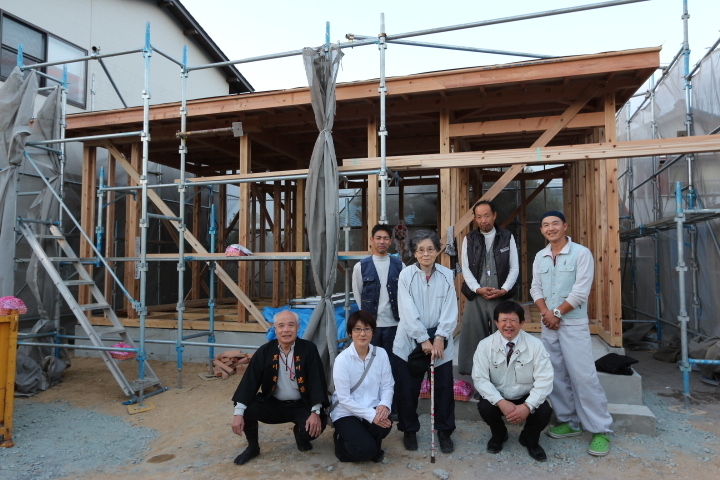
[476,395,552,447]
[371,326,401,413]
[395,359,455,433]
[244,396,327,445]
[333,416,391,462]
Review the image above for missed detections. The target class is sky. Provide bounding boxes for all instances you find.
[180,0,719,93]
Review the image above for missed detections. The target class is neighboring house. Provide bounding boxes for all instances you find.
[0,0,252,112]
[0,0,251,320]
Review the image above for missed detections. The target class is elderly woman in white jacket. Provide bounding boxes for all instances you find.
[393,230,458,454]
[331,310,394,463]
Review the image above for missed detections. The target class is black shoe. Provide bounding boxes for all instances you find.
[294,425,313,452]
[437,430,454,454]
[403,431,418,451]
[519,435,547,462]
[233,445,260,465]
[486,431,509,454]
[372,449,385,463]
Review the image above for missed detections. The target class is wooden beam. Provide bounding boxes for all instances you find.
[67,47,660,130]
[340,134,720,173]
[102,140,269,329]
[449,112,605,138]
[441,84,602,244]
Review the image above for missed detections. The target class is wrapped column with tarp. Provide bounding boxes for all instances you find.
[301,44,343,385]
[0,67,38,296]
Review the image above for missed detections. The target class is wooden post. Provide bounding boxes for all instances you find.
[602,92,622,346]
[439,109,452,268]
[520,180,529,302]
[295,178,306,298]
[79,146,97,310]
[217,184,227,299]
[124,143,141,318]
[284,181,293,301]
[367,117,379,230]
[272,181,282,307]
[190,186,202,300]
[237,135,251,322]
[103,152,116,305]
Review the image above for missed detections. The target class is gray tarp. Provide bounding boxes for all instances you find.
[26,86,63,322]
[0,67,38,296]
[301,45,343,386]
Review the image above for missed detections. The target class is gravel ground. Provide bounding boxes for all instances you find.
[1,350,718,480]
[0,401,157,480]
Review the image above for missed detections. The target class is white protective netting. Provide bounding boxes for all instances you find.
[618,46,720,338]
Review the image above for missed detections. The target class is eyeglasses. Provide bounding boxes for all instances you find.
[497,318,521,325]
[352,327,373,334]
[416,248,437,255]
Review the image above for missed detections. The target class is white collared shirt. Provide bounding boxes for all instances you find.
[471,330,553,410]
[331,343,394,423]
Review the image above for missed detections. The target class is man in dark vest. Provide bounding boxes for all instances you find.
[352,223,404,419]
[231,310,329,465]
[458,200,519,376]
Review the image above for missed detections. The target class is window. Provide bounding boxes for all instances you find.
[1,13,87,108]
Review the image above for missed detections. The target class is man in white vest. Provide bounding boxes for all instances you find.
[530,211,613,457]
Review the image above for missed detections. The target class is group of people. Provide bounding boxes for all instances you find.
[230,203,613,465]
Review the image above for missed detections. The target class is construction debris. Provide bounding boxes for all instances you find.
[211,350,252,379]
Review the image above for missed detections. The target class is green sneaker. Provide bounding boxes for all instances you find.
[588,433,610,456]
[547,423,583,438]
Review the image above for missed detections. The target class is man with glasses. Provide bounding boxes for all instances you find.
[472,301,553,461]
[230,310,329,465]
[530,211,613,457]
[352,224,404,420]
[458,200,519,376]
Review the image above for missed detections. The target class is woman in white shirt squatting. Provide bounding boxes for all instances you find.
[331,310,394,462]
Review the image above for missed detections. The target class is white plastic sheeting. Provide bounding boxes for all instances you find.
[618,47,720,338]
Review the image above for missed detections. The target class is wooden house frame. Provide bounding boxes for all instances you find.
[64,46,720,347]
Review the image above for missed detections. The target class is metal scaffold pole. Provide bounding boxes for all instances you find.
[136,22,153,406]
[378,13,388,225]
[176,45,189,388]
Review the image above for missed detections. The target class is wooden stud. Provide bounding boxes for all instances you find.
[190,186,202,300]
[273,181,281,307]
[103,152,116,305]
[295,178,306,299]
[439,109,452,268]
[79,146,97,311]
[123,143,141,318]
[238,135,251,321]
[367,117,379,229]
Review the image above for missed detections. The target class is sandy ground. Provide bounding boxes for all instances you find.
[2,349,719,480]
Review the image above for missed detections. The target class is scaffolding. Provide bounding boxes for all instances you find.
[5,0,677,407]
[618,0,720,403]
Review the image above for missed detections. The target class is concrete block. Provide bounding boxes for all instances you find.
[608,403,657,435]
[598,370,644,405]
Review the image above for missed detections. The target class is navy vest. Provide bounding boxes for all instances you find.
[461,227,516,301]
[360,256,402,322]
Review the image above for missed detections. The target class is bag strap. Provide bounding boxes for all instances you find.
[328,346,377,414]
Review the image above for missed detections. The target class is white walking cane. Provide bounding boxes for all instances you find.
[430,358,436,463]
